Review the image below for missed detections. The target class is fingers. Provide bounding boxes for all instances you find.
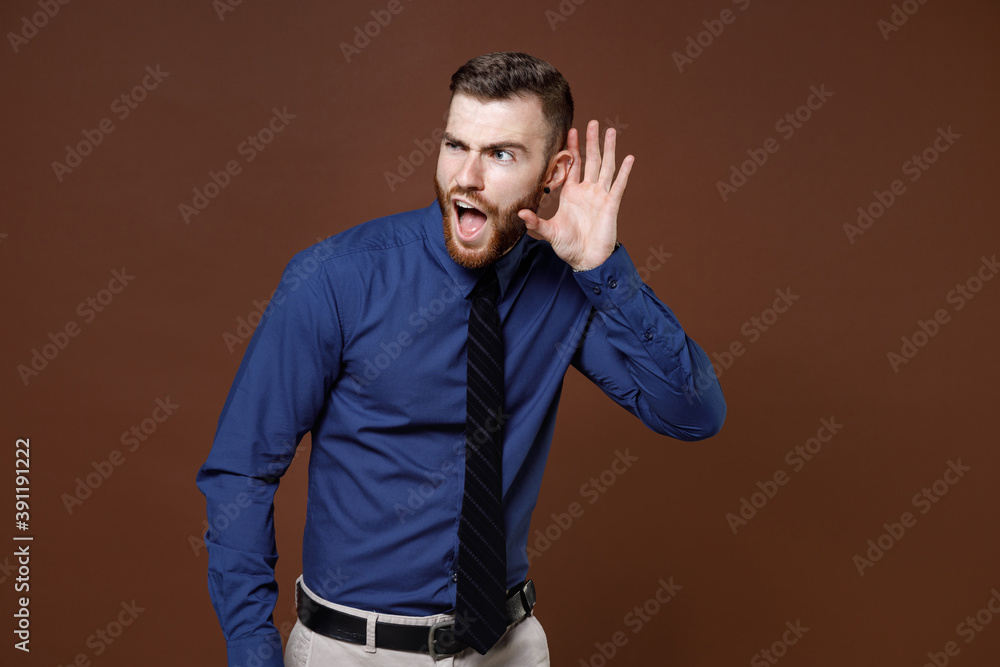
[567,128,582,183]
[610,154,635,202]
[598,128,617,190]
[570,120,633,196]
[583,120,600,183]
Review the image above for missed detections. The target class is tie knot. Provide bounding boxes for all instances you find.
[472,266,500,304]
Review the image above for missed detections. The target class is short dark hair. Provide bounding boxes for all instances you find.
[449,52,574,162]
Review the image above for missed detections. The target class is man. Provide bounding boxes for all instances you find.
[196,52,725,666]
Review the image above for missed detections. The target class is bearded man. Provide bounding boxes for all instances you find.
[197,51,725,667]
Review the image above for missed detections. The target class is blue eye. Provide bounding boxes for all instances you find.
[494,150,513,162]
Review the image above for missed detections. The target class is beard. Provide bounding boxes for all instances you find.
[434,173,547,269]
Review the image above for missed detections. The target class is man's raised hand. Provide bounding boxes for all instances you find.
[519,119,634,272]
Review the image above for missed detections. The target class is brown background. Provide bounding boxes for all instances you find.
[2,0,999,665]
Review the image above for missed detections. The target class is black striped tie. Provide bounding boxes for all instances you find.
[455,266,507,654]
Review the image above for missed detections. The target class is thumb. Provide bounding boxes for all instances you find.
[519,209,553,242]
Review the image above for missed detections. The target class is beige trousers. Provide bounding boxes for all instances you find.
[284,576,550,666]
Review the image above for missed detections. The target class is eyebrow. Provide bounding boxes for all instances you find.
[442,131,531,156]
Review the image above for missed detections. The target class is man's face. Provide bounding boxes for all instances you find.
[435,92,552,269]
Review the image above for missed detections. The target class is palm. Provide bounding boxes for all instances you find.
[520,120,634,271]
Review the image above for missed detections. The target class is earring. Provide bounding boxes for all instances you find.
[544,187,551,194]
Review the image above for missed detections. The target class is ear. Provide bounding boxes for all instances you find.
[542,148,573,192]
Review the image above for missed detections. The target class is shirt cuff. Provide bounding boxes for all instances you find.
[225,632,284,667]
[572,243,642,312]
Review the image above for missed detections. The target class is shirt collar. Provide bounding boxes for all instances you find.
[422,200,528,301]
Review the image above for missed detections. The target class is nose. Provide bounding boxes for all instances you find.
[455,151,484,191]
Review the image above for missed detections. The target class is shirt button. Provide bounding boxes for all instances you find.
[607,278,617,289]
[451,572,458,583]
[644,329,654,341]
[592,286,601,295]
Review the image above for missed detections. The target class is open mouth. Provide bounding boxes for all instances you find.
[453,199,488,242]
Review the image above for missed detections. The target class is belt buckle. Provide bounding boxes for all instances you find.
[428,620,460,661]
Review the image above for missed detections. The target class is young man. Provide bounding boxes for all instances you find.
[196,52,725,666]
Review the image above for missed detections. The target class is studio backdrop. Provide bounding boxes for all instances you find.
[2,0,999,665]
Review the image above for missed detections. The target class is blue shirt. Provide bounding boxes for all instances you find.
[195,201,725,666]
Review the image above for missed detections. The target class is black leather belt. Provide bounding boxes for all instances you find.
[296,579,536,660]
